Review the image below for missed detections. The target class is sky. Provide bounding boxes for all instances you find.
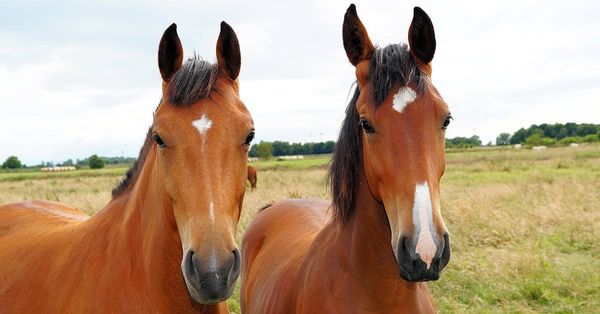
[1,0,599,165]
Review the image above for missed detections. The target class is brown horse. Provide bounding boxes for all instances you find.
[247,165,257,191]
[241,5,451,313]
[0,22,254,313]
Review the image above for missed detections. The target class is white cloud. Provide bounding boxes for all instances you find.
[1,0,599,164]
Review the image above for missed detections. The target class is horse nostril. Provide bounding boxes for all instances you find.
[440,232,451,270]
[229,248,241,284]
[396,236,413,270]
[182,249,201,286]
[232,249,241,269]
[232,248,240,262]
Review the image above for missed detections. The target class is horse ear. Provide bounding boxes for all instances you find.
[343,4,375,66]
[216,21,241,80]
[158,23,184,82]
[408,7,436,64]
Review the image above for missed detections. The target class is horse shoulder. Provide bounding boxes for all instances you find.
[0,200,88,223]
[0,201,87,248]
[241,198,330,312]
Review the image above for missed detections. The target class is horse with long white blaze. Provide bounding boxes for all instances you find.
[241,5,451,313]
[0,22,254,313]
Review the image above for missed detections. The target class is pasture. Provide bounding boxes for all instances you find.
[1,146,599,313]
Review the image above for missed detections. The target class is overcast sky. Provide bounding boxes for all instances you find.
[1,0,599,165]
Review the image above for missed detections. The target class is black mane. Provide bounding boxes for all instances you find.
[111,127,154,198]
[328,43,424,222]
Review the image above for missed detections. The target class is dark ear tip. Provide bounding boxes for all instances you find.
[220,21,232,32]
[413,7,430,20]
[166,23,177,33]
[346,4,357,16]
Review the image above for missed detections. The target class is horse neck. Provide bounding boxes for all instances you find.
[82,149,186,304]
[330,159,423,305]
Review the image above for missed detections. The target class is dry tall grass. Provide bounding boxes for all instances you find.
[1,145,598,313]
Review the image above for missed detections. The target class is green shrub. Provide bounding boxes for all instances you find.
[540,137,556,146]
[525,134,555,146]
[583,134,598,143]
[88,154,105,169]
[558,137,583,145]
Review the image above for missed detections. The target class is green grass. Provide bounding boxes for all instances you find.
[429,144,600,313]
[1,145,599,312]
[249,155,330,170]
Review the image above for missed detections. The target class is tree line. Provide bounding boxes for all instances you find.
[445,136,482,149]
[496,122,600,146]
[250,136,489,158]
[249,141,336,159]
[1,155,137,170]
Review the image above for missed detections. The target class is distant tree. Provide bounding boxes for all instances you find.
[88,154,106,169]
[2,156,22,169]
[506,122,600,146]
[250,140,336,157]
[557,127,569,140]
[254,141,273,160]
[496,133,511,146]
[510,128,528,144]
[248,144,259,158]
[322,141,335,154]
[272,141,290,156]
[577,124,598,136]
[470,135,482,146]
[288,143,300,155]
[445,135,482,148]
[565,122,578,136]
[61,159,74,166]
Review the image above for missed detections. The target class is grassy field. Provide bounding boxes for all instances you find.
[1,146,599,313]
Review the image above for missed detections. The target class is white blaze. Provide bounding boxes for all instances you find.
[392,87,417,113]
[413,182,437,269]
[194,114,218,271]
[209,201,215,224]
[193,114,213,135]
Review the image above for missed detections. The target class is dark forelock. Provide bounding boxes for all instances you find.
[369,43,424,105]
[167,56,219,107]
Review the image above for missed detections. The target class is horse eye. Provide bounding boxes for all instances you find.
[152,133,166,147]
[244,131,255,145]
[359,118,375,134]
[442,115,453,130]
